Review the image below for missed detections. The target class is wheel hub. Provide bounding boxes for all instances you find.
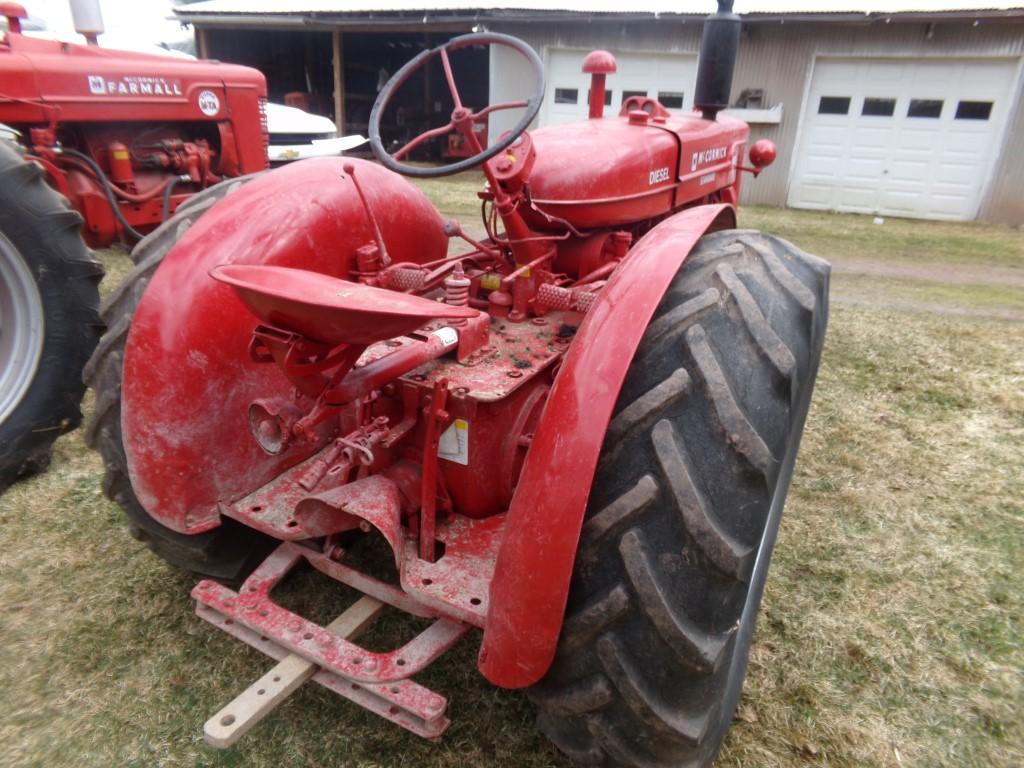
[0,231,45,425]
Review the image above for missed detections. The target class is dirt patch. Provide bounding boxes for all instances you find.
[831,258,1024,288]
[832,294,1024,322]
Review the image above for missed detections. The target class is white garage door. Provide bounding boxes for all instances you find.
[540,49,697,126]
[788,57,1019,220]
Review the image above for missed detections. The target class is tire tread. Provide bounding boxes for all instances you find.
[83,175,269,582]
[532,229,829,767]
[0,141,102,488]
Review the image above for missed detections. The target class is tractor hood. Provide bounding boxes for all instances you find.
[524,112,750,230]
[0,32,265,125]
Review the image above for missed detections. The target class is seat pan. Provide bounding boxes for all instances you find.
[211,264,478,346]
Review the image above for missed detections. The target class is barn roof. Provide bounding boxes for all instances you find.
[174,1,1024,24]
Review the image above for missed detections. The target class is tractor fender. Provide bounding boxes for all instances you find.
[479,203,736,689]
[120,158,447,535]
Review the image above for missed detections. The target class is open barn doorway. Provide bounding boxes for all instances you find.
[203,29,489,162]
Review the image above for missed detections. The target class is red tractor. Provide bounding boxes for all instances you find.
[0,1,267,487]
[84,3,829,765]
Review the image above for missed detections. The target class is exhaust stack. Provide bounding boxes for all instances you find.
[69,0,104,45]
[693,0,741,120]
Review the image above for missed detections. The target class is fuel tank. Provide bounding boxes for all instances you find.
[524,112,750,230]
[120,158,448,535]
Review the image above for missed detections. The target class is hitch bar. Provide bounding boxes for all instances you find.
[192,542,471,739]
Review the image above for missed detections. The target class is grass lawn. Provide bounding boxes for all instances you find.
[739,206,1023,271]
[1,181,1021,768]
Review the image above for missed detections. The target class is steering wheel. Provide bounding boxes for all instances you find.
[369,33,545,178]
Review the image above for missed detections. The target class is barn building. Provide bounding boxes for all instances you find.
[174,2,1024,224]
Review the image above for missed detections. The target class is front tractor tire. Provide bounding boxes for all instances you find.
[0,141,103,490]
[534,230,830,767]
[84,175,271,582]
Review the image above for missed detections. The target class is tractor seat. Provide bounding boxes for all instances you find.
[210,264,478,347]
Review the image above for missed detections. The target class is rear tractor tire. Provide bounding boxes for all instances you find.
[0,141,103,490]
[533,230,830,767]
[84,174,272,582]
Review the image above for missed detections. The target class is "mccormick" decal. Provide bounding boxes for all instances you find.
[690,146,728,172]
[87,75,183,97]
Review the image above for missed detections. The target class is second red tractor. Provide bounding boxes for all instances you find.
[0,0,267,488]
[85,3,829,765]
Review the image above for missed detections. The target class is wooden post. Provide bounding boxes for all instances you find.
[196,27,209,60]
[332,30,345,136]
[203,596,384,748]
[423,32,432,115]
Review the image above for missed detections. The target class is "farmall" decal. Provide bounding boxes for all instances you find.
[690,146,728,171]
[87,74,183,97]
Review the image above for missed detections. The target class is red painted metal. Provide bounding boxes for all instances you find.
[749,138,778,168]
[192,541,469,738]
[419,380,449,561]
[447,120,488,159]
[369,33,545,179]
[227,470,402,541]
[1,4,26,33]
[109,32,781,738]
[583,50,616,120]
[479,203,736,688]
[386,317,564,405]
[211,264,478,346]
[308,547,439,619]
[225,446,507,629]
[582,50,617,75]
[195,603,450,739]
[0,27,267,246]
[521,114,748,230]
[326,332,462,404]
[121,159,448,534]
[193,543,471,684]
[401,513,506,627]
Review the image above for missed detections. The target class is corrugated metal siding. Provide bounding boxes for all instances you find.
[980,71,1024,223]
[177,2,1024,16]
[492,20,704,54]
[494,18,1024,221]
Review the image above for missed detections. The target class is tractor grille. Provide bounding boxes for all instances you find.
[258,97,269,157]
